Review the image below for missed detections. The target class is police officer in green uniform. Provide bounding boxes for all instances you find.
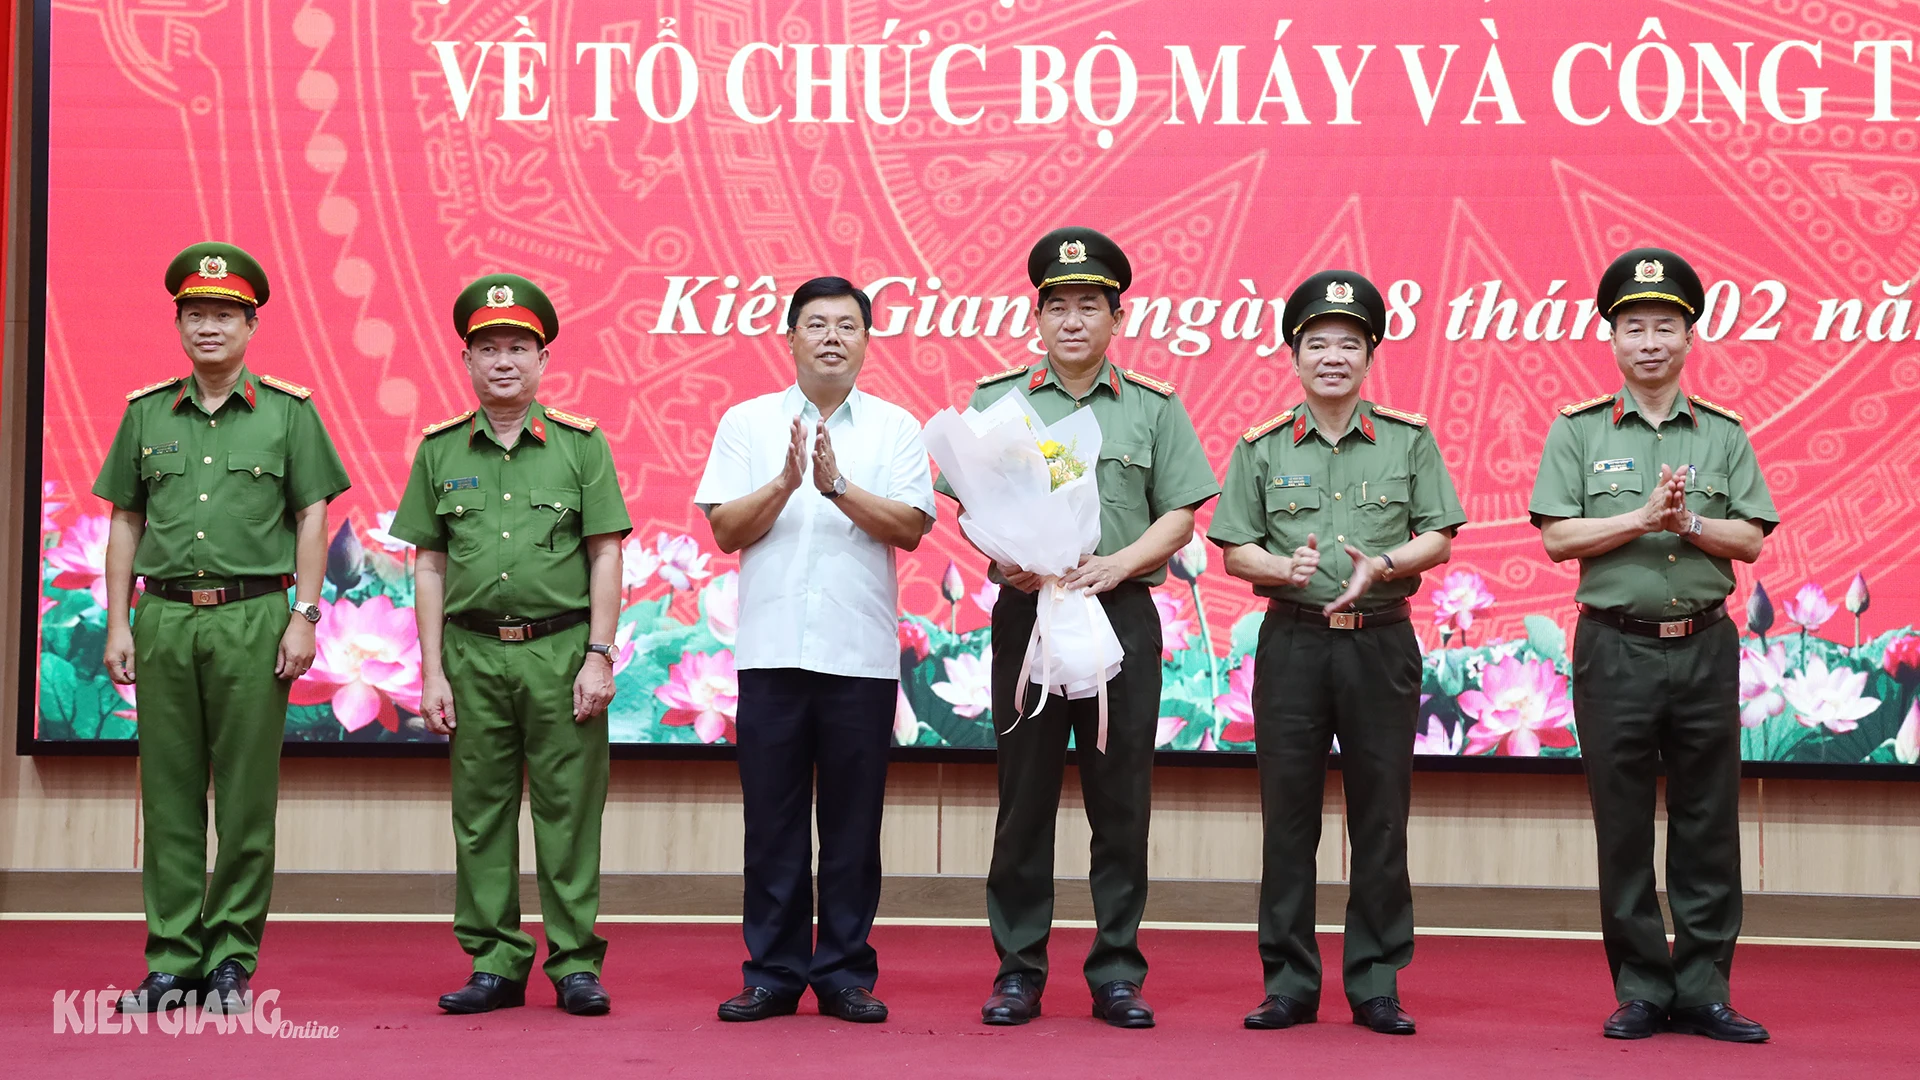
[1208,271,1465,1036]
[99,243,351,1015]
[389,275,632,1017]
[1529,250,1776,1043]
[937,229,1221,1029]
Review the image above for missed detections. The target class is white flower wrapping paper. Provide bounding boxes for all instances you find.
[922,388,1126,749]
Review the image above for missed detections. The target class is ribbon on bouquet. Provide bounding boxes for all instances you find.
[1001,580,1112,753]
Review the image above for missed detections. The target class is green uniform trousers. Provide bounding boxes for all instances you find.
[986,583,1160,993]
[132,591,291,977]
[444,621,609,983]
[1573,615,1743,1010]
[1251,607,1420,1008]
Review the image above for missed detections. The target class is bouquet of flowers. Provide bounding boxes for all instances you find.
[922,388,1126,750]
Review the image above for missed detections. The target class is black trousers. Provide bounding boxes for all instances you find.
[1573,616,1743,1009]
[735,667,896,998]
[986,583,1161,992]
[1251,609,1421,1008]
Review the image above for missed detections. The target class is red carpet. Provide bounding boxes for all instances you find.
[5,920,1914,1078]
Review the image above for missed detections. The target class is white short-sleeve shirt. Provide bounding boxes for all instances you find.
[694,385,937,680]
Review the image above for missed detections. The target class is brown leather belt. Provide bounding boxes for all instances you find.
[1268,598,1412,631]
[447,609,590,642]
[142,574,295,607]
[1579,603,1727,640]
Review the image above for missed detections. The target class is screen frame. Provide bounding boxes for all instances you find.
[13,0,1918,782]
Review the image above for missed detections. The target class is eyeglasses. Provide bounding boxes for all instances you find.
[798,321,865,342]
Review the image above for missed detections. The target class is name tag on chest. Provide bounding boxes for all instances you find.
[1271,475,1312,489]
[142,442,180,457]
[1591,458,1635,474]
[441,476,481,493]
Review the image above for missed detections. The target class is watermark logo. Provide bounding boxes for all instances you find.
[52,988,339,1038]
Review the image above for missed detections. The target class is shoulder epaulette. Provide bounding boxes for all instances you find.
[1689,395,1743,423]
[1122,369,1176,396]
[1372,404,1428,427]
[1242,409,1294,443]
[126,377,182,402]
[1559,394,1614,417]
[259,375,313,399]
[976,365,1029,387]
[545,407,598,432]
[420,411,475,436]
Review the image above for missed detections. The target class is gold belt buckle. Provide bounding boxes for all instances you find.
[497,624,530,642]
[1658,619,1691,638]
[190,588,224,606]
[1328,612,1360,631]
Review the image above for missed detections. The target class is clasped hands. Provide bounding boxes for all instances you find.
[778,416,845,496]
[998,552,1130,597]
[1638,463,1697,537]
[1281,534,1385,616]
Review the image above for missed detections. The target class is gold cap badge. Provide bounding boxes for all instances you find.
[1634,259,1665,284]
[485,284,516,308]
[1327,281,1356,304]
[1059,240,1088,264]
[197,255,229,279]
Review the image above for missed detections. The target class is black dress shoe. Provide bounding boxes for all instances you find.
[1091,980,1155,1029]
[116,972,201,1014]
[1244,994,1317,1029]
[438,972,527,1014]
[1669,1002,1769,1043]
[821,987,889,1023]
[1352,996,1416,1035]
[1603,1000,1666,1040]
[205,959,252,1014]
[554,972,610,1016]
[982,973,1043,1026]
[718,986,801,1022]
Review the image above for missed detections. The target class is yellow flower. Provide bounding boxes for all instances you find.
[1038,439,1066,459]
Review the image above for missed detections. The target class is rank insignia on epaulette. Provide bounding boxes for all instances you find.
[1689,395,1743,423]
[1373,404,1428,427]
[1122,369,1176,396]
[259,375,313,399]
[421,411,475,436]
[1242,409,1293,442]
[976,366,1028,387]
[545,407,598,432]
[1560,394,1615,417]
[126,378,180,401]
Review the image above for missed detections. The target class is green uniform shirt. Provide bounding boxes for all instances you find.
[389,402,632,619]
[92,366,351,579]
[936,359,1220,587]
[1208,400,1467,609]
[1528,388,1778,619]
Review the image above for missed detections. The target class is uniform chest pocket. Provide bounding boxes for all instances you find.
[436,489,490,556]
[1096,441,1152,507]
[1263,483,1322,549]
[1685,470,1731,516]
[140,454,189,522]
[1357,477,1412,548]
[530,487,584,551]
[226,452,286,521]
[1584,470,1643,508]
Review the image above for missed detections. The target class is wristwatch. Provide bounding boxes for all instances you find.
[1380,553,1396,578]
[291,601,322,624]
[822,474,847,499]
[1687,512,1704,538]
[586,642,616,660]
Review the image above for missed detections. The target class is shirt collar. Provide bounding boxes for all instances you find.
[470,401,549,447]
[1291,399,1378,446]
[784,384,862,426]
[1027,358,1123,399]
[171,365,258,414]
[1612,388,1696,427]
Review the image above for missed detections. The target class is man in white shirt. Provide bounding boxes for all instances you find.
[694,277,937,1025]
